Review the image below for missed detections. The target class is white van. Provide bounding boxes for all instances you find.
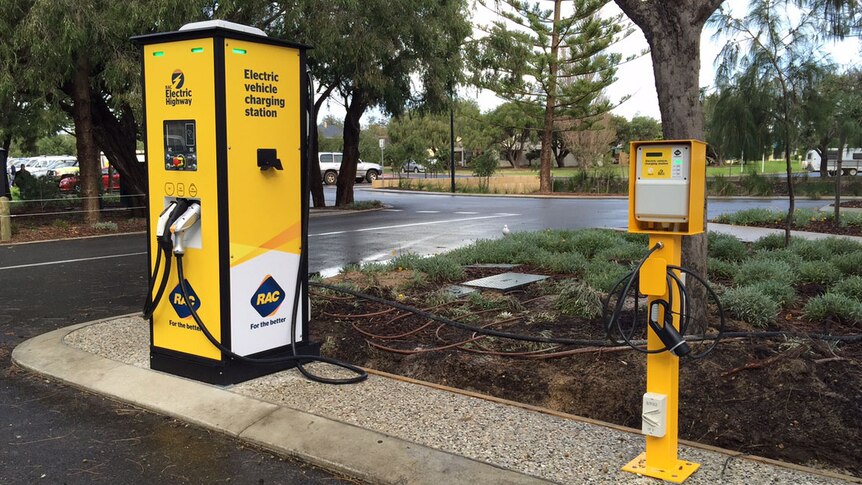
[318,152,381,185]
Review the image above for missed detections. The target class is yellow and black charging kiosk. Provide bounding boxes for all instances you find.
[133,21,318,384]
[622,140,706,482]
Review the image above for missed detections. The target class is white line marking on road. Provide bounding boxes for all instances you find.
[454,211,478,215]
[310,214,518,237]
[382,209,403,212]
[415,210,440,214]
[0,252,147,271]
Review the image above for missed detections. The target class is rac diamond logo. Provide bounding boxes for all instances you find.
[169,280,200,319]
[251,275,285,318]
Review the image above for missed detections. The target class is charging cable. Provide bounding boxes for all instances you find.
[603,244,726,360]
[143,199,191,318]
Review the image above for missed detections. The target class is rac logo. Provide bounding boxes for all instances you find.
[169,280,200,318]
[171,69,185,89]
[251,275,285,318]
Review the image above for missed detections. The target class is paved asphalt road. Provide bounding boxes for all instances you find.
[0,188,827,484]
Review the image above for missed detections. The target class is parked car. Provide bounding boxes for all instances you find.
[45,158,79,178]
[318,152,381,185]
[402,160,426,173]
[58,168,120,193]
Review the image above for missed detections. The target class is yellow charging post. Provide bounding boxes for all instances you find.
[621,140,706,482]
[133,21,318,384]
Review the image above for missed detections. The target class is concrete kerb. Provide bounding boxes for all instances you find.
[11,319,553,485]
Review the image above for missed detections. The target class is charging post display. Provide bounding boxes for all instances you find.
[621,140,707,482]
[134,22,318,384]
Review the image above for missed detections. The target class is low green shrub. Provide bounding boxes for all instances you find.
[833,276,862,301]
[821,237,862,255]
[750,249,804,267]
[792,208,829,227]
[554,281,603,319]
[388,252,423,270]
[568,229,625,258]
[595,241,648,265]
[92,221,118,232]
[540,251,587,274]
[413,255,465,282]
[740,170,774,196]
[732,258,797,286]
[707,257,736,281]
[788,238,833,261]
[796,260,842,286]
[721,286,779,328]
[583,259,629,293]
[744,280,796,308]
[832,252,862,276]
[51,219,70,229]
[803,293,862,325]
[752,233,786,251]
[708,233,747,261]
[842,211,862,227]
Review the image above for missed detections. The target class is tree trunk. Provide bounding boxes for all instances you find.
[70,56,100,224]
[1,135,10,198]
[335,91,366,206]
[784,144,794,246]
[614,0,723,334]
[817,143,828,177]
[538,0,561,193]
[309,105,325,208]
[90,98,146,213]
[309,86,336,208]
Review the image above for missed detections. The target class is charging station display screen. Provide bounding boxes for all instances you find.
[164,120,198,171]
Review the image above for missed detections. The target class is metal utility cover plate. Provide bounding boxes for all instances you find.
[462,272,549,291]
[444,285,477,297]
[463,264,520,270]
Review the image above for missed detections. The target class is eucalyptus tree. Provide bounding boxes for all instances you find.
[713,0,825,245]
[292,0,471,206]
[472,0,631,192]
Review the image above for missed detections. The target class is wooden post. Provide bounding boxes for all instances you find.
[0,196,11,242]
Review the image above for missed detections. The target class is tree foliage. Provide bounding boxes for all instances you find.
[713,0,825,245]
[472,0,631,191]
[611,115,662,153]
[296,0,471,206]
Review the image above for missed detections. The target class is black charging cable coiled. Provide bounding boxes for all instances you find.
[603,243,726,360]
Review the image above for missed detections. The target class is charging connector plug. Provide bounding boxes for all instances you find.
[171,202,201,255]
[647,300,691,357]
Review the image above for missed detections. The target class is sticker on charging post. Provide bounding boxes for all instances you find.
[169,280,201,319]
[640,148,672,179]
[250,275,285,318]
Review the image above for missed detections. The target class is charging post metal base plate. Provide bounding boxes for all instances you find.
[622,453,700,483]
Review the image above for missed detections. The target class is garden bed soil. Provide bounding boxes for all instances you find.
[4,211,146,243]
[311,266,862,478]
[835,199,862,209]
[728,220,862,237]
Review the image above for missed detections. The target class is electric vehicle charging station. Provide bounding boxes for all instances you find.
[621,140,707,482]
[133,21,319,385]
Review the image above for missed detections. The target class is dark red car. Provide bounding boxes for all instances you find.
[59,168,121,193]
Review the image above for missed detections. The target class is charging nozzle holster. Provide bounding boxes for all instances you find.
[648,300,691,357]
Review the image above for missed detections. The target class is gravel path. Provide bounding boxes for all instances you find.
[63,317,855,484]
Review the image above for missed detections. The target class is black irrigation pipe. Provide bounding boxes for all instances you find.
[311,282,862,347]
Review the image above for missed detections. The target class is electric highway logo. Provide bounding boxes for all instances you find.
[165,69,193,106]
[171,69,185,89]
[251,275,285,318]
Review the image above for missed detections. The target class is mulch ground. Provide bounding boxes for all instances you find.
[4,208,146,243]
[311,266,862,478]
